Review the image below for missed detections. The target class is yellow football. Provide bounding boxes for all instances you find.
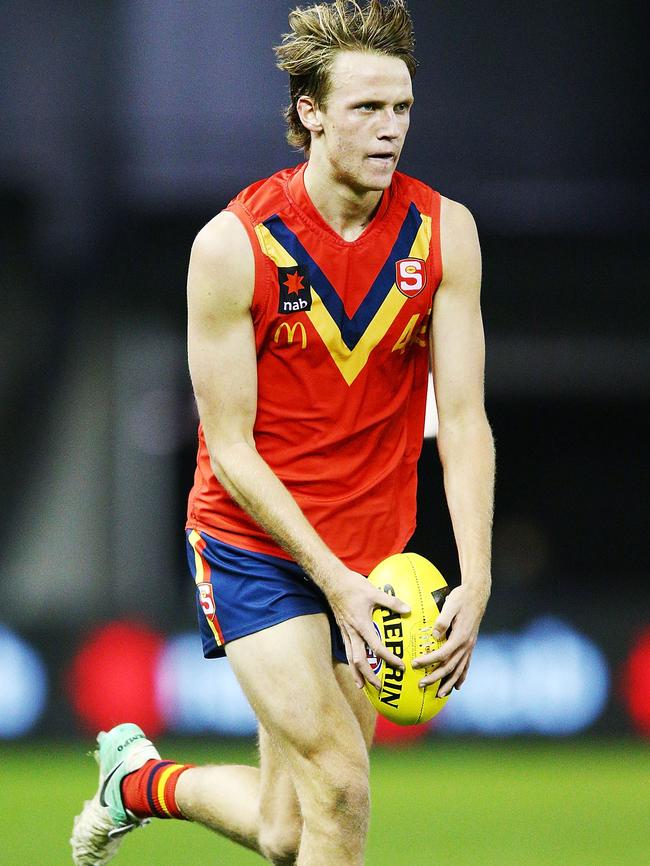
[363,552,450,725]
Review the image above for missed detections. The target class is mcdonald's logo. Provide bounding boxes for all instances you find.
[274,321,307,349]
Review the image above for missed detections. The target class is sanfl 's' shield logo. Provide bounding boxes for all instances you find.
[395,258,427,298]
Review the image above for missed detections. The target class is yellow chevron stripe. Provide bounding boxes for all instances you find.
[256,223,296,267]
[409,213,432,264]
[256,214,432,386]
[188,530,204,585]
[307,286,404,385]
[157,763,183,817]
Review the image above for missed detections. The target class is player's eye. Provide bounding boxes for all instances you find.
[357,103,377,112]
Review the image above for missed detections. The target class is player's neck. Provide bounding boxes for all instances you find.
[303,160,384,243]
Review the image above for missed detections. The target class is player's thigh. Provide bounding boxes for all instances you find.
[226,613,369,778]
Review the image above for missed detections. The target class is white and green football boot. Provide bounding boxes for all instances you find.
[71,723,161,865]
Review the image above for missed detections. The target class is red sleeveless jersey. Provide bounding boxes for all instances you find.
[187,163,442,574]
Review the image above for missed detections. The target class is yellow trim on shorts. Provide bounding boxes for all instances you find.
[188,529,205,585]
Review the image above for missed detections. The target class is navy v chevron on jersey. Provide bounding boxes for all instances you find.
[187,162,442,574]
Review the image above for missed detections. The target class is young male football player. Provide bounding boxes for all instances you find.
[72,2,494,864]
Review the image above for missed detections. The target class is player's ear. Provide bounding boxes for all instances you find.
[296,95,323,135]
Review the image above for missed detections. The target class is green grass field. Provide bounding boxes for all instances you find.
[2,739,648,865]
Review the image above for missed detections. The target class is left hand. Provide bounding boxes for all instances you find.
[412,582,489,697]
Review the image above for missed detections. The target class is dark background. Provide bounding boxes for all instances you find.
[1,0,648,738]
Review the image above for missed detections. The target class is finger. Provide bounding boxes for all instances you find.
[375,590,410,616]
[351,632,381,690]
[412,646,446,669]
[455,657,471,690]
[437,658,467,697]
[366,632,405,671]
[340,622,365,689]
[341,630,364,688]
[425,647,465,687]
[431,606,456,641]
[418,646,465,689]
[412,636,459,668]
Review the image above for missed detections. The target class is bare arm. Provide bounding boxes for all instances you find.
[413,197,495,697]
[187,212,408,686]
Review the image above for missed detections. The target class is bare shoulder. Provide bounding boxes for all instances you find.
[188,210,254,313]
[439,196,481,286]
[191,209,250,260]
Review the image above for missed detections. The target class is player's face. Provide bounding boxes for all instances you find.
[317,51,413,193]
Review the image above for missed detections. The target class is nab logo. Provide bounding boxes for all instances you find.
[278,264,312,314]
[274,321,307,349]
[395,258,427,298]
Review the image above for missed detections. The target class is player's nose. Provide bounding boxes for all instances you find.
[377,109,401,140]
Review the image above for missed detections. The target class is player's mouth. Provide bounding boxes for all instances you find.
[367,152,396,166]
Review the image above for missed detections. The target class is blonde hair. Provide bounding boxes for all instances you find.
[274,0,417,152]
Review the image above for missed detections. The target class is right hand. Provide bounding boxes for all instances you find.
[327,569,410,690]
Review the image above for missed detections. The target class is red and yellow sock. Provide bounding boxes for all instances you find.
[121,759,193,820]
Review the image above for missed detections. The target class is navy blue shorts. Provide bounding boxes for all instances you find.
[185,529,347,663]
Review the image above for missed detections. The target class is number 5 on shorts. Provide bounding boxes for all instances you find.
[198,582,216,616]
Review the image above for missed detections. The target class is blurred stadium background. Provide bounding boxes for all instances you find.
[1,1,648,863]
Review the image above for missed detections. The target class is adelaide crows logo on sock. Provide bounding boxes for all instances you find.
[278,265,312,314]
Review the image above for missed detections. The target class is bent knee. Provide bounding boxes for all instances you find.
[302,752,370,827]
[323,772,370,823]
[259,819,301,865]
